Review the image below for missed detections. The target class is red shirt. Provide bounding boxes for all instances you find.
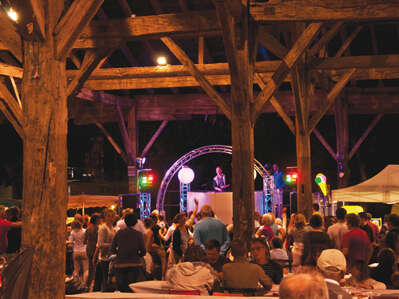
[368,220,379,241]
[0,219,13,254]
[342,228,370,267]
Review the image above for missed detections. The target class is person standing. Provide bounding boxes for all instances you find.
[272,164,285,217]
[69,220,89,284]
[327,208,348,250]
[112,213,146,292]
[85,213,101,290]
[213,166,229,192]
[193,205,230,254]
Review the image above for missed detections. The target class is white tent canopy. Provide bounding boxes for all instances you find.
[332,165,399,204]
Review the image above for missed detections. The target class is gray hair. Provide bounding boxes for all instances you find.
[279,272,329,299]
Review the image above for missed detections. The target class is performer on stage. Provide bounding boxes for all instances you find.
[273,164,285,217]
[263,164,275,214]
[213,166,230,192]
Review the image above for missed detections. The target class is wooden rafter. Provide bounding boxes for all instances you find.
[335,25,363,57]
[67,48,114,97]
[309,22,343,57]
[257,26,288,59]
[0,12,22,61]
[312,128,337,160]
[250,1,399,21]
[76,88,132,107]
[161,37,232,119]
[140,120,168,158]
[15,0,46,39]
[252,22,323,120]
[0,80,23,138]
[95,122,128,164]
[255,73,295,134]
[308,68,356,134]
[349,113,383,160]
[0,62,23,78]
[54,0,104,60]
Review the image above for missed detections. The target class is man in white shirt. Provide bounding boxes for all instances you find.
[327,207,348,250]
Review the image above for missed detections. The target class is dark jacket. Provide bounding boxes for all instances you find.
[112,227,146,264]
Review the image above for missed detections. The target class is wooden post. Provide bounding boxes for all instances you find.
[127,104,138,193]
[21,39,68,299]
[334,96,350,187]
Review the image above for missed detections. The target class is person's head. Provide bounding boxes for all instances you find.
[336,207,347,221]
[317,249,347,282]
[350,260,369,282]
[264,163,271,175]
[254,211,261,222]
[250,238,269,263]
[230,239,246,259]
[90,213,102,225]
[103,208,115,224]
[271,237,283,249]
[366,212,372,221]
[312,203,319,212]
[183,244,206,262]
[261,213,273,226]
[173,212,186,226]
[124,213,138,227]
[205,239,221,263]
[5,206,20,221]
[294,214,306,229]
[309,214,323,229]
[388,214,399,229]
[377,248,396,272]
[71,220,82,230]
[273,164,279,172]
[275,218,283,227]
[279,272,329,299]
[74,213,83,224]
[199,204,214,218]
[216,166,222,175]
[122,208,133,218]
[359,212,368,225]
[144,217,154,229]
[346,213,360,229]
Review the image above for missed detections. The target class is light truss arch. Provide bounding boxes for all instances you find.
[156,145,266,212]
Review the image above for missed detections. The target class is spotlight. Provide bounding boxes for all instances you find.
[7,8,18,22]
[156,56,167,66]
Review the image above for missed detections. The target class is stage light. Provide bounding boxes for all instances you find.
[156,56,167,66]
[285,170,298,184]
[254,169,257,180]
[7,8,18,22]
[315,173,327,196]
[178,166,195,184]
[138,169,155,191]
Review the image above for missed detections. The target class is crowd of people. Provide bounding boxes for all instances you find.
[3,201,399,297]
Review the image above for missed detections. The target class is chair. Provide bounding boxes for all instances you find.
[168,289,201,295]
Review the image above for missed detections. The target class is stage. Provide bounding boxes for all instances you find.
[187,191,265,224]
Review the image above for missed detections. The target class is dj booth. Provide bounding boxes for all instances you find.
[187,191,265,225]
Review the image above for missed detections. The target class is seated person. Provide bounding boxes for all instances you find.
[317,249,352,299]
[250,237,283,284]
[370,248,396,288]
[279,272,329,299]
[222,239,272,291]
[166,244,219,295]
[204,239,229,274]
[346,260,386,290]
[270,237,289,267]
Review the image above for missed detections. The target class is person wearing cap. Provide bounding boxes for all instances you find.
[317,249,352,299]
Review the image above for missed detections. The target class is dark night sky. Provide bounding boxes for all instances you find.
[1,113,398,206]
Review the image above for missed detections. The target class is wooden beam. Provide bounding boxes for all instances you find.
[161,37,231,119]
[70,53,82,69]
[0,13,22,61]
[9,76,22,108]
[95,122,128,163]
[312,128,337,160]
[255,73,295,134]
[116,104,134,163]
[67,48,113,97]
[0,62,23,78]
[257,26,288,59]
[0,80,23,127]
[308,68,355,134]
[335,25,363,57]
[76,88,133,106]
[349,113,383,160]
[198,36,204,64]
[0,100,24,138]
[54,0,104,60]
[117,0,132,15]
[309,22,343,57]
[140,120,168,158]
[250,1,399,21]
[127,104,138,192]
[73,10,220,49]
[252,22,323,120]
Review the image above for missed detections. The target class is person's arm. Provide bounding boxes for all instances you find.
[186,199,199,227]
[257,266,273,291]
[172,229,183,257]
[145,229,153,251]
[193,225,204,250]
[111,231,118,254]
[138,232,146,257]
[220,225,230,255]
[92,247,99,265]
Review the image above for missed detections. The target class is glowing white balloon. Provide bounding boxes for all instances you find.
[178,166,195,184]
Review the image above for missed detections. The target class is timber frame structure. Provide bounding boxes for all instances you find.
[0,0,398,297]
